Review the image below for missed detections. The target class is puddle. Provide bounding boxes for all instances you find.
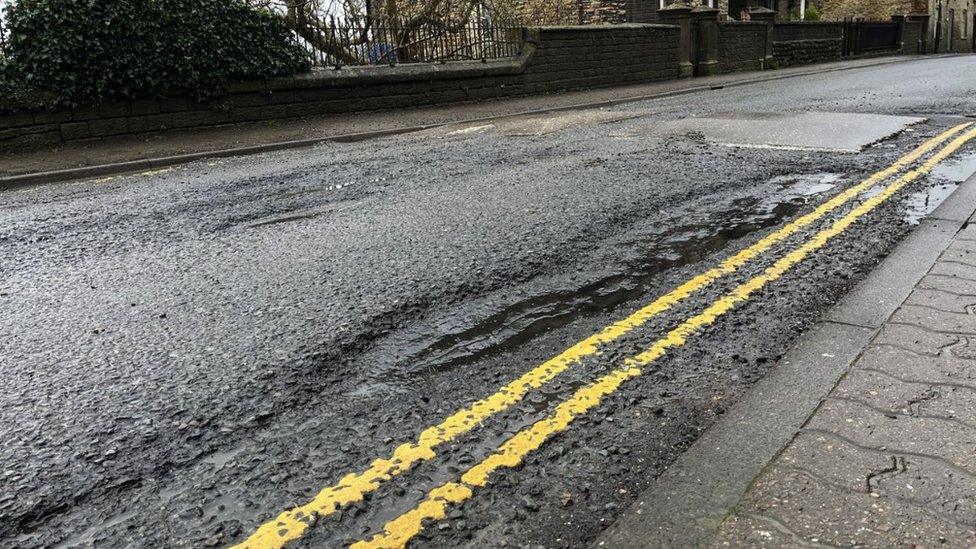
[351,174,844,393]
[202,445,245,470]
[861,184,885,199]
[930,151,976,182]
[901,151,976,225]
[903,182,958,225]
[446,124,495,136]
[769,173,841,196]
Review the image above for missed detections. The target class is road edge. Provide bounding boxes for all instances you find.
[0,55,951,191]
[594,171,976,548]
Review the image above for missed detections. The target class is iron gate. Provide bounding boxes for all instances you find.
[842,19,901,56]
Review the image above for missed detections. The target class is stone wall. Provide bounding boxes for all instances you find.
[772,22,844,66]
[0,25,681,151]
[716,22,768,73]
[582,0,629,23]
[626,0,659,23]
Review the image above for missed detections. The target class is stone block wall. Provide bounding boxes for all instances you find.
[626,0,659,23]
[716,22,768,73]
[772,22,844,66]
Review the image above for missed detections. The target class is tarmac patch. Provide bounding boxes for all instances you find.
[630,112,925,153]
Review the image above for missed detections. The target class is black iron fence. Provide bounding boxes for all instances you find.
[301,16,525,68]
[842,19,900,56]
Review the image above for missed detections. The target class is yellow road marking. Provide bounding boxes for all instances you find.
[352,124,976,549]
[231,123,968,549]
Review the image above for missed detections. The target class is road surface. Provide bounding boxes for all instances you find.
[2,55,976,547]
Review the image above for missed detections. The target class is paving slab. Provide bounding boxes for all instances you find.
[716,465,976,548]
[805,398,976,472]
[856,343,976,386]
[890,303,976,334]
[919,272,976,295]
[871,321,962,355]
[905,287,976,312]
[832,368,976,426]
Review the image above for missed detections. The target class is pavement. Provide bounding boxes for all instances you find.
[0,55,950,186]
[715,209,976,547]
[3,55,976,548]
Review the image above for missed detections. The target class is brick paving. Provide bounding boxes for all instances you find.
[713,220,976,547]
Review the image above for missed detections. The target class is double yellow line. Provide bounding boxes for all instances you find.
[234,122,975,549]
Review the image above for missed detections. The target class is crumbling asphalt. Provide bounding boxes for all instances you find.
[1,55,975,547]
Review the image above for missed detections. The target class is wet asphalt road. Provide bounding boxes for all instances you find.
[2,55,976,548]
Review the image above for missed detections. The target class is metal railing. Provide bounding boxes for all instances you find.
[842,19,900,56]
[301,15,525,67]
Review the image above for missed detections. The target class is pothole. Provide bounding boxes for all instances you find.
[349,173,845,395]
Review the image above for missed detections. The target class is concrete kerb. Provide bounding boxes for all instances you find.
[595,170,976,548]
[0,54,960,191]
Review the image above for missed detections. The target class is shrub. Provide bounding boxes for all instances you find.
[0,0,311,109]
[805,4,822,20]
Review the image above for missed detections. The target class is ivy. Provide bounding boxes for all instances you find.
[0,0,312,109]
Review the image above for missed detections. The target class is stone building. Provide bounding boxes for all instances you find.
[515,0,974,51]
[626,0,724,23]
[926,0,975,51]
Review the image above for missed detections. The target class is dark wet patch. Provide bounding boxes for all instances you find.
[904,182,959,225]
[930,151,976,183]
[903,149,976,225]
